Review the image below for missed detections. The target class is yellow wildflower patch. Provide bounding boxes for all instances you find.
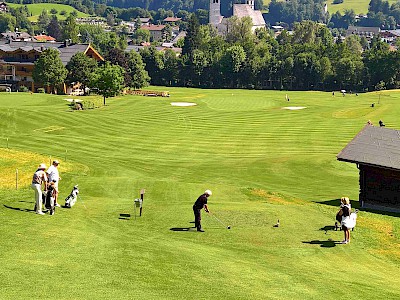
[250,188,305,205]
[0,148,74,189]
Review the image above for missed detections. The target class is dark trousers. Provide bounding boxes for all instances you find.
[193,206,202,230]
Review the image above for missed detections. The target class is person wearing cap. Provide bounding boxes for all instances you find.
[193,190,212,232]
[31,163,48,215]
[46,160,61,207]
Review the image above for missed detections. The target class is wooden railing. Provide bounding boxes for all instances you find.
[124,89,170,97]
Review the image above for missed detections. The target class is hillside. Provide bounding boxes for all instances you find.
[263,0,398,14]
[6,3,89,22]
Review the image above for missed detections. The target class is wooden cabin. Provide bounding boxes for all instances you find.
[337,124,400,212]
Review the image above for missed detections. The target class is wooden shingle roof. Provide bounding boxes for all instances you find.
[337,124,400,170]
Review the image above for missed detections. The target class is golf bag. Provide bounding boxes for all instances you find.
[65,185,79,208]
[44,185,56,215]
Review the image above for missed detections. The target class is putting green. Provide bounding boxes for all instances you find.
[0,89,399,299]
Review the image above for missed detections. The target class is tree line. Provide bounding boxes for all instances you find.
[33,47,150,104]
[141,17,400,92]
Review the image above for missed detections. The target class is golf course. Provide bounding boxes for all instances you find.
[0,88,399,299]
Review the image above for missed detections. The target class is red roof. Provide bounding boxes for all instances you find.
[141,25,166,31]
[163,17,181,22]
[34,34,56,42]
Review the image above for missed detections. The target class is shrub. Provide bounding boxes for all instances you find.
[60,10,67,15]
[19,86,29,92]
[69,98,103,110]
[37,88,45,93]
[50,8,58,14]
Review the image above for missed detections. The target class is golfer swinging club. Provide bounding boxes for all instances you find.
[193,190,212,232]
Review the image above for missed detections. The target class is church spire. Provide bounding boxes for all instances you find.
[246,0,254,10]
[209,0,221,25]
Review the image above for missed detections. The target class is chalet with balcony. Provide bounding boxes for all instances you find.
[0,40,103,92]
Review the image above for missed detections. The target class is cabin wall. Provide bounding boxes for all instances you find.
[359,165,400,211]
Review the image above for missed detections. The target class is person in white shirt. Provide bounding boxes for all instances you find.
[46,160,61,207]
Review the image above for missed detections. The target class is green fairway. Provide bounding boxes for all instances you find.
[0,89,400,299]
[6,3,89,21]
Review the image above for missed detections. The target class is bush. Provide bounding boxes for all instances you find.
[333,0,343,4]
[37,88,45,93]
[18,86,29,92]
[60,10,67,15]
[50,8,58,14]
[69,98,103,110]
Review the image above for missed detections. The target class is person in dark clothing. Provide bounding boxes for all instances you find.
[193,190,212,232]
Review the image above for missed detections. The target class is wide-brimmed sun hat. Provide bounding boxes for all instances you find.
[38,163,47,170]
[204,190,212,196]
[53,160,60,165]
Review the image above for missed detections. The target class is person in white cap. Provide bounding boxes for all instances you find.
[192,190,212,232]
[31,163,48,215]
[46,160,61,207]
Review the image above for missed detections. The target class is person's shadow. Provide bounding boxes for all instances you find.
[3,204,34,213]
[170,227,194,232]
[302,240,340,248]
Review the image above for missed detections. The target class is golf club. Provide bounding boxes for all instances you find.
[209,212,231,229]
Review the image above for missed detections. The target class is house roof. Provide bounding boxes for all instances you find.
[1,31,32,40]
[34,35,56,42]
[141,25,166,31]
[337,124,400,170]
[233,4,266,27]
[0,41,103,65]
[163,17,181,22]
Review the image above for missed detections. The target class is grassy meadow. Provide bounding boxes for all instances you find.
[0,89,400,299]
[6,3,89,22]
[263,0,397,14]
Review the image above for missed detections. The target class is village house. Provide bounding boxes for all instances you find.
[0,40,103,92]
[140,24,166,42]
[337,124,400,212]
[1,31,33,42]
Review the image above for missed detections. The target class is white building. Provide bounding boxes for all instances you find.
[209,0,266,33]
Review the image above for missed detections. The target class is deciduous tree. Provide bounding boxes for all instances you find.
[32,48,67,94]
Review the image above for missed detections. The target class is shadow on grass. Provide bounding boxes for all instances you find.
[3,204,34,213]
[320,225,336,231]
[317,198,400,218]
[302,240,340,248]
[170,227,194,232]
[119,213,131,220]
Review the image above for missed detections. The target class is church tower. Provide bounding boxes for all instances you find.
[246,0,254,10]
[209,0,221,25]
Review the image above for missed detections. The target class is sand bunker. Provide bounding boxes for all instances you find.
[170,102,197,107]
[282,106,307,110]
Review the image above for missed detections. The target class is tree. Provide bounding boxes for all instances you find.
[182,14,201,57]
[134,28,150,43]
[37,9,50,32]
[47,16,62,41]
[105,48,131,86]
[66,52,98,94]
[62,14,79,43]
[32,48,67,94]
[127,50,150,89]
[90,62,125,105]
[0,14,16,33]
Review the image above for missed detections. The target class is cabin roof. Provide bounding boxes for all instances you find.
[337,124,400,170]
